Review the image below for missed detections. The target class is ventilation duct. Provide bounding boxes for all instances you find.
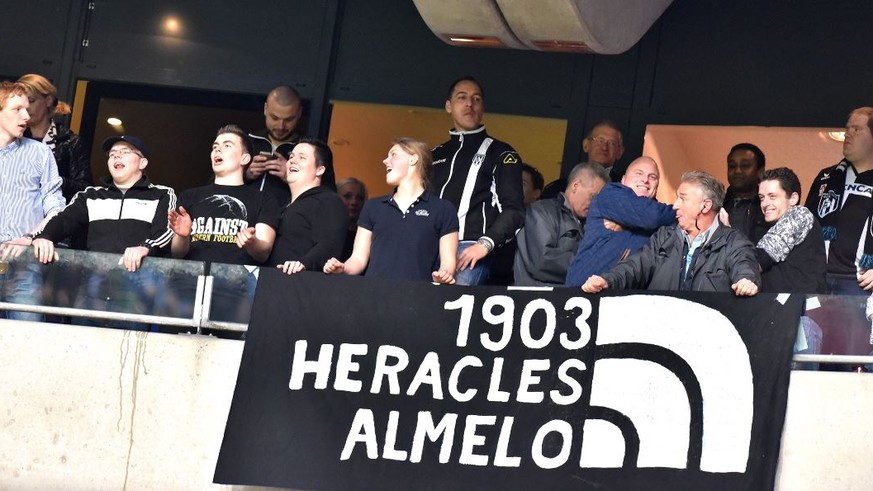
[413,0,673,54]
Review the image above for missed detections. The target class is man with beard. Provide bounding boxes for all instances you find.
[246,86,335,207]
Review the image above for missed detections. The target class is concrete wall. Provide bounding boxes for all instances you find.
[0,320,241,490]
[2,319,872,490]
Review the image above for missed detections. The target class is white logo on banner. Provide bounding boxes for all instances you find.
[580,295,752,473]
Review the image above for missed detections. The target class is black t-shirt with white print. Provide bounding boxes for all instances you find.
[178,183,280,265]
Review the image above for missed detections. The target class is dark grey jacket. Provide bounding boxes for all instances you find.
[513,193,583,286]
[602,222,761,292]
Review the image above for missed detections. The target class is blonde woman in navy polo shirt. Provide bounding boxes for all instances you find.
[323,138,459,283]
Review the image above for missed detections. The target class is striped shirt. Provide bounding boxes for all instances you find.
[0,138,65,241]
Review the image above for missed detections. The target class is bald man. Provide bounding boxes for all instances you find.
[565,156,676,287]
[246,86,335,206]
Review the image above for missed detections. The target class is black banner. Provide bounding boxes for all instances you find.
[214,270,802,490]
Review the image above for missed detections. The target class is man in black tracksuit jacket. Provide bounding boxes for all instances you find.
[431,76,525,285]
[33,135,176,272]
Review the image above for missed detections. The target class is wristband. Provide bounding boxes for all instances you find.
[477,237,494,253]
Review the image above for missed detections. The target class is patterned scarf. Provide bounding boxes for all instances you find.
[756,206,812,262]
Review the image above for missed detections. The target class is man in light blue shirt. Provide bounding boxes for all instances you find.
[0,81,65,320]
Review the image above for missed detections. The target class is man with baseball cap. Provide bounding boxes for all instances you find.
[32,134,176,272]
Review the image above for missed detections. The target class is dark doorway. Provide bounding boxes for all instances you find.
[77,81,308,194]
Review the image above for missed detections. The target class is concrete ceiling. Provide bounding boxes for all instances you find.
[413,0,673,53]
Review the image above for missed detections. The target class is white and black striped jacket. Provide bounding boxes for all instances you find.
[37,176,176,255]
[431,126,525,245]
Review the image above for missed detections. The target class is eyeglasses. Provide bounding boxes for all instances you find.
[589,136,622,150]
[108,148,143,159]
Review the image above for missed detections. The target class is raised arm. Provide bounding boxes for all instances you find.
[598,185,675,231]
[168,206,192,259]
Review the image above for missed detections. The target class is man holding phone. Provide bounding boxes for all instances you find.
[246,85,335,206]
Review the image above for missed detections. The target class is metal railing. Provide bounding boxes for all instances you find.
[1,249,872,365]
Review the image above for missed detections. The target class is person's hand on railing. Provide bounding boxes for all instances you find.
[431,269,455,285]
[0,238,32,262]
[731,277,759,296]
[582,275,608,293]
[120,246,150,273]
[323,257,345,274]
[30,238,59,264]
[277,260,306,275]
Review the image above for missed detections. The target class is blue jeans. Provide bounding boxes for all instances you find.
[825,273,866,295]
[73,269,158,331]
[1,261,43,322]
[455,241,492,286]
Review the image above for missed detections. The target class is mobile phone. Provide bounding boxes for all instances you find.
[259,151,274,157]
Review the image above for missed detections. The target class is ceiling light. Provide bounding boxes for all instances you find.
[163,16,181,35]
[445,35,505,48]
[107,117,122,126]
[532,40,593,53]
[826,131,845,142]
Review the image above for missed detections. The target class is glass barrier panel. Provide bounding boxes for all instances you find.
[0,248,205,328]
[802,294,873,369]
[205,263,259,327]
